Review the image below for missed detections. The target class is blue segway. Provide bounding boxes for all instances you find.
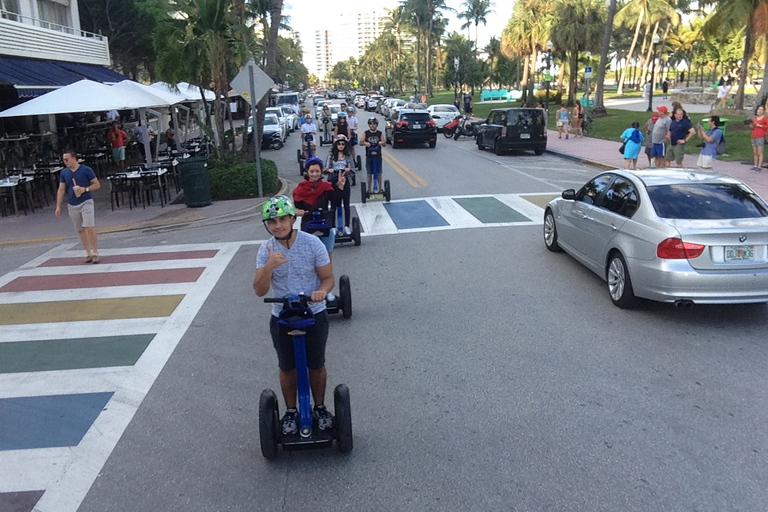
[360,142,390,204]
[259,295,353,459]
[297,132,316,175]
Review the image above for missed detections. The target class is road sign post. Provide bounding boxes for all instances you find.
[584,66,593,102]
[232,61,274,197]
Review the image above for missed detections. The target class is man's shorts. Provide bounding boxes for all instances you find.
[645,146,652,156]
[752,137,765,147]
[67,199,95,232]
[697,153,714,169]
[650,143,666,158]
[668,143,686,163]
[350,132,358,146]
[366,156,383,176]
[112,146,125,163]
[270,310,329,371]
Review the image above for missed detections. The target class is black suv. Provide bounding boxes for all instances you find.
[385,109,437,148]
[475,108,547,155]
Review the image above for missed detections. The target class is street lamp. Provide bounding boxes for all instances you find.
[544,40,553,111]
[646,33,661,112]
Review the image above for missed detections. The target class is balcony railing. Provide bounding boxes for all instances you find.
[0,9,110,65]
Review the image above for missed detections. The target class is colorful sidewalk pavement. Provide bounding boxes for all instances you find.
[0,242,246,512]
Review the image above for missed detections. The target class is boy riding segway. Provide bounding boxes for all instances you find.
[361,117,391,203]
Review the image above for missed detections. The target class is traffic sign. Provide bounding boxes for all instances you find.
[584,66,593,79]
[231,60,274,105]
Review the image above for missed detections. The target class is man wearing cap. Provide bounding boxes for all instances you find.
[650,105,672,168]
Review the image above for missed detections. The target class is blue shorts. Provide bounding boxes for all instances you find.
[319,228,335,253]
[651,143,666,158]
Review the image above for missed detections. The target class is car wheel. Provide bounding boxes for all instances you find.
[494,140,504,156]
[428,140,436,148]
[543,209,562,252]
[476,135,484,150]
[607,253,640,309]
[535,148,545,155]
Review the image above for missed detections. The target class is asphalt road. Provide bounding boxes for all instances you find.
[3,110,768,512]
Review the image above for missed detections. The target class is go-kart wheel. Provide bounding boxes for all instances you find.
[259,389,279,460]
[384,180,391,202]
[296,149,302,163]
[334,384,353,453]
[360,182,367,204]
[355,155,362,171]
[352,217,361,246]
[339,274,352,319]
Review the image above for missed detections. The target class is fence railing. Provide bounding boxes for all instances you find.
[0,9,105,40]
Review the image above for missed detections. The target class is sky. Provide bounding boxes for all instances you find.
[285,0,514,67]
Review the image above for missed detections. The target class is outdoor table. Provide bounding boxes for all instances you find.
[123,167,170,206]
[0,175,31,216]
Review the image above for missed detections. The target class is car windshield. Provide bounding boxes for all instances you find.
[432,106,458,113]
[506,110,545,127]
[647,184,768,219]
[400,113,431,123]
[280,106,292,115]
[264,114,279,126]
[329,105,341,113]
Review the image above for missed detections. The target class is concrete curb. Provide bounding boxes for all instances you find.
[545,149,615,171]
[0,179,294,247]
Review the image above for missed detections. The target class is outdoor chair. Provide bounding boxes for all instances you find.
[108,174,134,211]
[139,171,166,208]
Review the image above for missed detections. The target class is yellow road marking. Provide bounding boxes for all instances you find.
[382,152,429,188]
[0,295,185,325]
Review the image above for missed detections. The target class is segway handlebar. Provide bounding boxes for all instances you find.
[264,294,312,308]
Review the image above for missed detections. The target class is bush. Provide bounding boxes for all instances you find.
[534,89,563,105]
[208,158,279,200]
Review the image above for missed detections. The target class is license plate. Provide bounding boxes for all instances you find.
[413,124,421,129]
[520,133,530,139]
[725,245,755,261]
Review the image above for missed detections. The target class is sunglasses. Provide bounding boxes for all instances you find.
[336,142,346,145]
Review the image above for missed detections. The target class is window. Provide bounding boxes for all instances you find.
[576,174,614,205]
[1,0,20,20]
[647,184,768,219]
[601,177,639,217]
[37,0,71,29]
[489,111,504,125]
[432,106,457,113]
[506,109,545,127]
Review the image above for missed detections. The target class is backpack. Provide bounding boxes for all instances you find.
[629,129,641,144]
[715,130,726,155]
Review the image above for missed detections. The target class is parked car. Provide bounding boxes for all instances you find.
[426,104,460,131]
[264,107,290,141]
[279,105,299,132]
[385,109,437,148]
[366,95,382,111]
[476,107,547,155]
[312,94,325,105]
[383,98,407,118]
[246,113,285,148]
[543,168,768,308]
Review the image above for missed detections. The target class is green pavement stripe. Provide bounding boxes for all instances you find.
[0,334,155,374]
[520,194,560,209]
[0,295,185,325]
[453,196,531,223]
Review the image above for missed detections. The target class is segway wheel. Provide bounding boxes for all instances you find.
[355,155,362,171]
[352,217,361,246]
[339,274,352,319]
[334,384,353,453]
[296,149,302,163]
[299,162,304,175]
[360,182,367,204]
[350,171,356,187]
[259,389,279,460]
[384,180,391,202]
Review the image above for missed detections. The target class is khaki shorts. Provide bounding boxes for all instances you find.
[68,199,95,232]
[697,153,715,169]
[668,143,687,164]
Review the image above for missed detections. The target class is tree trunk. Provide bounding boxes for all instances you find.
[593,0,617,115]
[520,53,530,105]
[616,6,643,95]
[736,10,756,110]
[426,3,433,97]
[758,43,768,106]
[568,49,579,107]
[254,0,283,156]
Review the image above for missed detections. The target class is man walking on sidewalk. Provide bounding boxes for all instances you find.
[651,105,672,168]
[55,149,101,263]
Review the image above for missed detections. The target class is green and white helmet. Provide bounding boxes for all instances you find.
[261,195,296,221]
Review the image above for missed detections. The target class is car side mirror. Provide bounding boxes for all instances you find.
[561,189,576,200]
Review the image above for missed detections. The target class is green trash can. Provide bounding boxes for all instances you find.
[178,156,211,207]
[701,117,728,137]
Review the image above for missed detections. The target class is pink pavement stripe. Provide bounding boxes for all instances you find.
[40,250,219,267]
[0,268,205,292]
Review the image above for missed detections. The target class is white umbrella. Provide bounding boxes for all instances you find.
[0,79,168,118]
[113,80,187,105]
[150,81,216,101]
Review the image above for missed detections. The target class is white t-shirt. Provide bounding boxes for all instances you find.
[301,122,316,143]
[347,115,358,131]
[717,85,728,99]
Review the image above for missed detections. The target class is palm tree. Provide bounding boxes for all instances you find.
[593,0,618,115]
[458,0,494,49]
[550,0,606,106]
[700,0,768,110]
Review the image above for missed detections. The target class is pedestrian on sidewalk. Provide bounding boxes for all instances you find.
[651,105,671,168]
[556,104,570,139]
[662,78,669,100]
[695,115,723,170]
[644,113,658,167]
[666,107,695,167]
[621,121,644,170]
[107,121,129,170]
[55,149,101,264]
[572,102,584,137]
[749,104,768,172]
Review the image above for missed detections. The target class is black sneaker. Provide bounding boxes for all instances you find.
[314,404,333,431]
[281,409,298,435]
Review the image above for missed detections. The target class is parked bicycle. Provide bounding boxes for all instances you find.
[581,109,597,137]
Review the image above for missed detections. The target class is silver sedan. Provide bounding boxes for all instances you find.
[543,169,768,308]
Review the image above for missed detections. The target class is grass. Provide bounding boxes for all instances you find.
[400,88,754,162]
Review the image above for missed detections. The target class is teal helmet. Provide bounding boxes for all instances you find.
[261,195,296,221]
